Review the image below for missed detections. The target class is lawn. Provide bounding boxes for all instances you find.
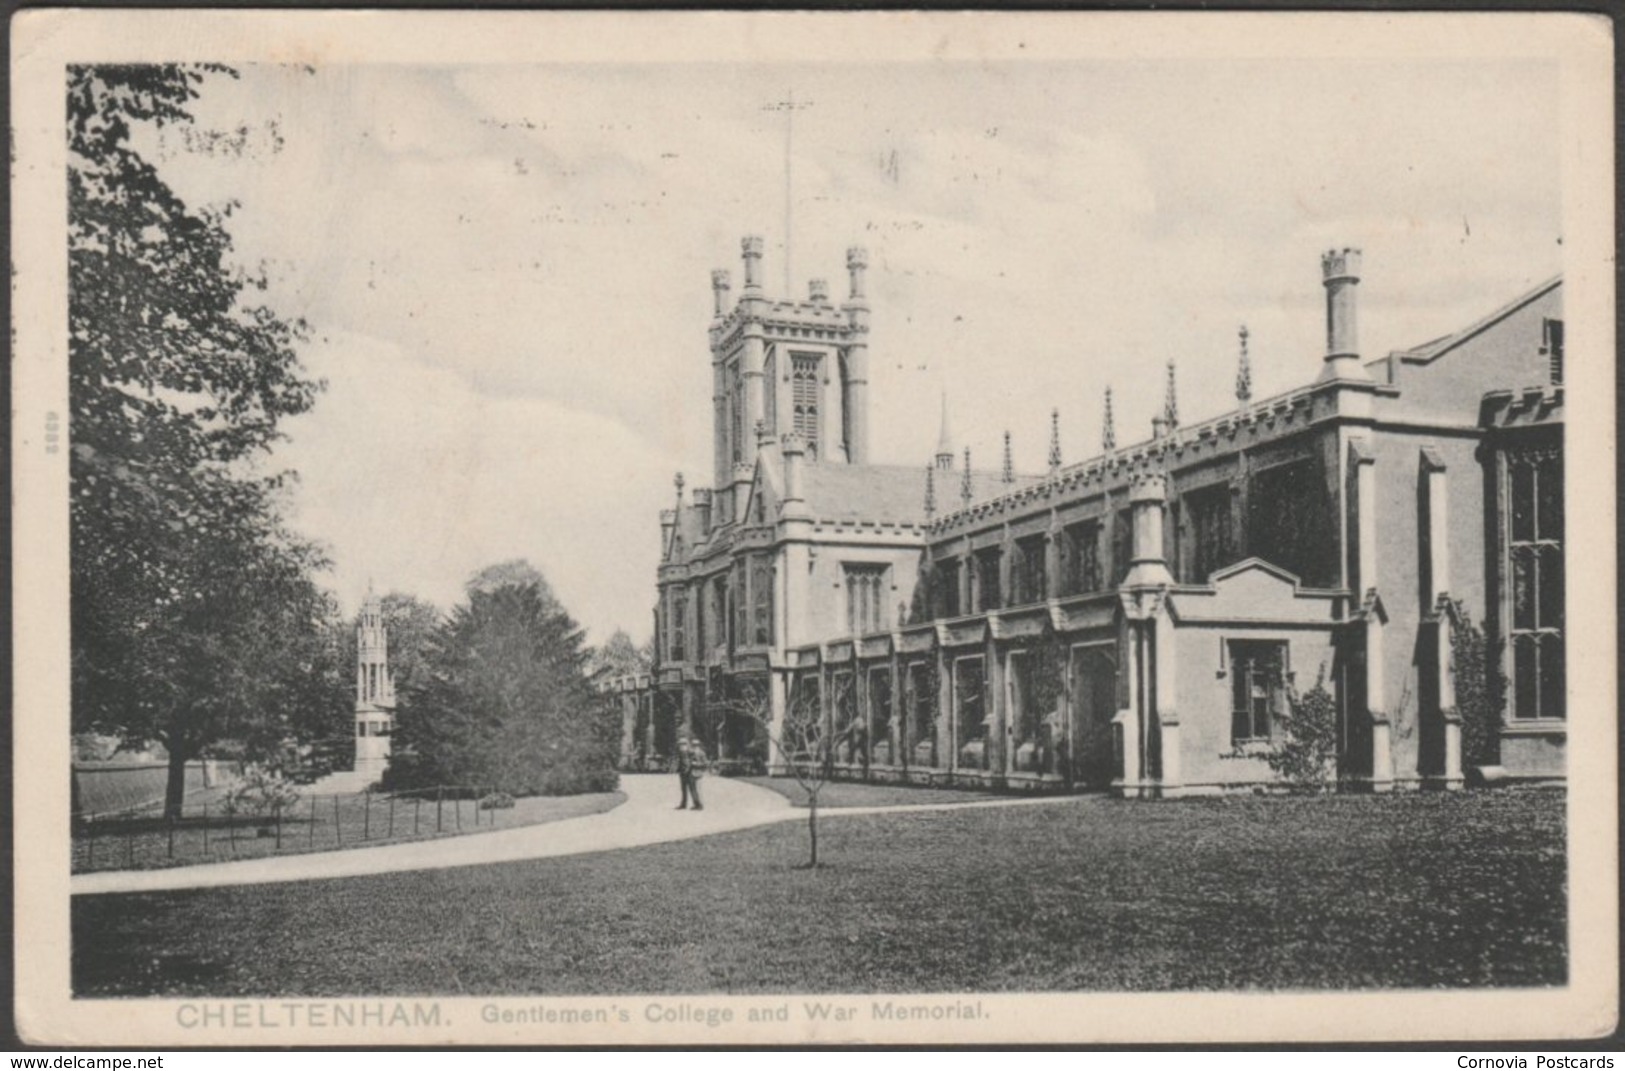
[72,787,1565,996]
[73,790,625,873]
[737,776,1002,808]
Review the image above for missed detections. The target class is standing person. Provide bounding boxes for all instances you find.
[676,738,704,811]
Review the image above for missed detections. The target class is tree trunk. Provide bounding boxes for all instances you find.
[163,745,189,822]
[807,792,818,867]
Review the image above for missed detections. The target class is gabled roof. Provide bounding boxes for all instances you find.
[665,500,709,560]
[801,463,930,524]
[1384,275,1562,366]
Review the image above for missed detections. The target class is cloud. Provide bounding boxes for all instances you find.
[150,57,1562,640]
[275,330,672,640]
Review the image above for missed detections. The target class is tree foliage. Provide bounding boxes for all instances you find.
[587,628,650,686]
[465,558,561,612]
[378,592,443,697]
[1266,668,1339,792]
[1448,600,1505,770]
[68,64,343,817]
[386,580,620,796]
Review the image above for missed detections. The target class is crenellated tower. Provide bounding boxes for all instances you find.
[708,237,873,520]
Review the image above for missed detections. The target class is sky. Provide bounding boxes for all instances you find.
[142,55,1563,644]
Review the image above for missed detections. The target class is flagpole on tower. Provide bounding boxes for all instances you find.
[763,89,813,295]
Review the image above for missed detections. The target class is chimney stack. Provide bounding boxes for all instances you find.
[711,269,732,318]
[692,488,713,533]
[1123,473,1174,588]
[742,235,764,293]
[659,509,677,560]
[846,246,868,303]
[808,278,829,305]
[1319,247,1371,382]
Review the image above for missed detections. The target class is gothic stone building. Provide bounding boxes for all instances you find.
[615,237,1565,796]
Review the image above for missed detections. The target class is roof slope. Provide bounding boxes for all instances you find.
[1384,275,1562,365]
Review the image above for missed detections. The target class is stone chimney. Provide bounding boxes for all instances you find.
[732,462,754,521]
[711,269,732,318]
[1122,473,1174,588]
[846,246,868,304]
[742,235,764,293]
[659,509,677,560]
[1319,247,1371,382]
[808,278,829,305]
[692,488,713,533]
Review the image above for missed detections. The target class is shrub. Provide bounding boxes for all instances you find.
[1266,669,1339,792]
[221,763,301,820]
[478,792,516,811]
[1448,600,1505,770]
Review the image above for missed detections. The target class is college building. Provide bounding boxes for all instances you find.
[613,236,1565,795]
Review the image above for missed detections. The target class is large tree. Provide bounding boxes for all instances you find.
[68,64,338,817]
[465,558,561,610]
[388,579,619,796]
[586,628,650,686]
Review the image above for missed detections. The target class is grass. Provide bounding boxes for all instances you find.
[72,786,1565,996]
[73,790,625,873]
[738,776,1007,809]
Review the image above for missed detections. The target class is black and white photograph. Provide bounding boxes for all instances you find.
[11,9,1616,1047]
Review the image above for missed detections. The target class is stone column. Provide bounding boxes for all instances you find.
[986,631,1004,778]
[1350,437,1393,790]
[1368,615,1394,790]
[740,237,767,442]
[768,671,788,776]
[1114,621,1142,798]
[888,645,903,768]
[1421,447,1462,789]
[843,247,871,465]
[1437,610,1463,789]
[1154,607,1182,796]
[1045,521,1062,600]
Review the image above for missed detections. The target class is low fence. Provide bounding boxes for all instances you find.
[72,785,509,874]
[71,760,226,820]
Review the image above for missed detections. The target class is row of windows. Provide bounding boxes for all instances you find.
[1506,449,1564,721]
[791,639,1285,768]
[665,556,776,662]
[722,352,831,466]
[926,458,1335,617]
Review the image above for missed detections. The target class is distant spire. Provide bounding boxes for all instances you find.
[1102,387,1117,452]
[1163,360,1179,431]
[961,446,973,506]
[934,392,954,469]
[674,471,685,505]
[924,461,936,518]
[1001,431,1014,484]
[1048,408,1062,473]
[1235,324,1253,405]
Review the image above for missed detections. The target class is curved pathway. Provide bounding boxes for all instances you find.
[71,774,1084,896]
